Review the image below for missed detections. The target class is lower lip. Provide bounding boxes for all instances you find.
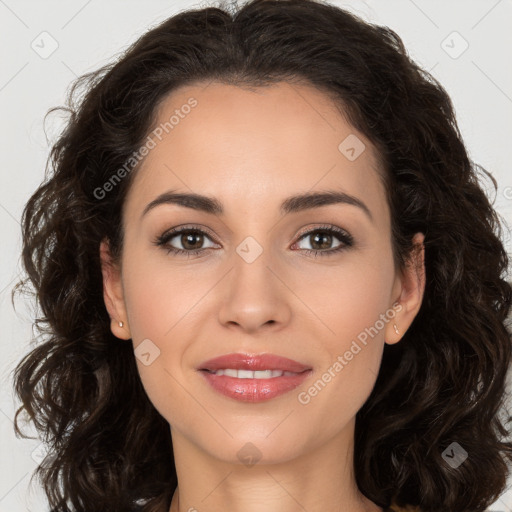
[200,370,312,402]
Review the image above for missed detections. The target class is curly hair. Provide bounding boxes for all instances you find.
[11,0,512,511]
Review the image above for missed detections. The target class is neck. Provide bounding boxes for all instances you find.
[167,418,382,512]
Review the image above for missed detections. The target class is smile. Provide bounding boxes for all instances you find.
[197,352,313,402]
[205,369,299,378]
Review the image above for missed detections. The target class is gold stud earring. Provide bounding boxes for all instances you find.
[393,324,400,335]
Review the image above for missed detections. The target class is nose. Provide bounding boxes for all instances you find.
[217,243,292,334]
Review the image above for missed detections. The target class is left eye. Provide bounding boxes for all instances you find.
[155,225,353,258]
[295,229,344,251]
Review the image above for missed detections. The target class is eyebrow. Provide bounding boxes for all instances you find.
[141,189,373,221]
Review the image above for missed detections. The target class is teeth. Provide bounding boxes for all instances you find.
[209,369,298,378]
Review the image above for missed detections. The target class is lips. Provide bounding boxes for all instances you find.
[198,353,311,373]
[197,353,312,402]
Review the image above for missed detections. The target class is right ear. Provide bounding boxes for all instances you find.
[99,238,131,340]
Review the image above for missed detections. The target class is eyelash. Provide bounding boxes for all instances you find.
[154,224,354,258]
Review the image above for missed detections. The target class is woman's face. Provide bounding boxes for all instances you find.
[101,81,424,465]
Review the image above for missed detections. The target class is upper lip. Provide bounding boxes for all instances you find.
[198,353,312,373]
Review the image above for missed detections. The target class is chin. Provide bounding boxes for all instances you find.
[196,430,312,466]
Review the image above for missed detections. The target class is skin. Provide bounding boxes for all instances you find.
[100,81,425,512]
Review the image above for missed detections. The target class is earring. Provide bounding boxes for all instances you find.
[119,321,124,328]
[393,324,400,335]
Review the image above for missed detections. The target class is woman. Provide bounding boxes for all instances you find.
[12,0,512,511]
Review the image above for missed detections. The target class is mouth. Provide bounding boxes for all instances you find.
[197,353,312,402]
[198,352,312,373]
[201,368,302,378]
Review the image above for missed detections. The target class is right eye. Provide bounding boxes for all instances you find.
[155,226,219,257]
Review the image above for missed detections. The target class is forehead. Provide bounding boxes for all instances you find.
[124,81,388,223]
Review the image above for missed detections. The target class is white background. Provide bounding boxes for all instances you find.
[0,0,511,510]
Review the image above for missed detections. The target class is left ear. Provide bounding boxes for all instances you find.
[99,238,131,340]
[385,232,426,345]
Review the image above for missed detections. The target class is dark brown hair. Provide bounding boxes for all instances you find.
[12,0,512,511]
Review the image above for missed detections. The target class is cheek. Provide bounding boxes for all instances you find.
[122,247,204,340]
[301,251,395,418]
[120,248,210,423]
[313,250,395,347]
